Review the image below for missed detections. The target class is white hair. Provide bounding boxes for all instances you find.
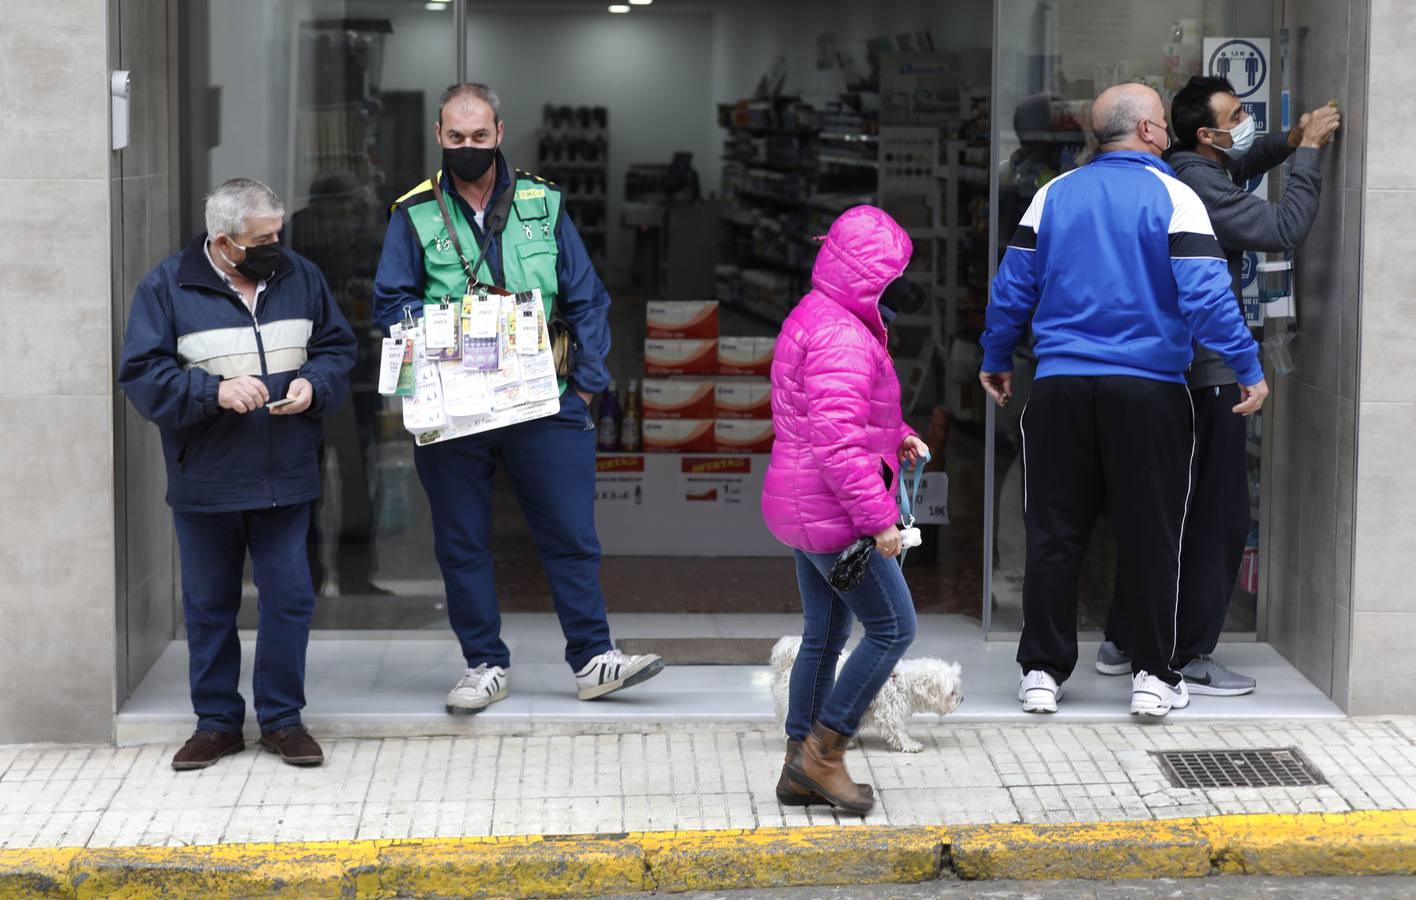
[204,178,284,238]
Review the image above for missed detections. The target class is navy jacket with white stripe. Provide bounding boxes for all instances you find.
[118,234,357,513]
[981,150,1263,387]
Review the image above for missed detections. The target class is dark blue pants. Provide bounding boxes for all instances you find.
[414,392,613,671]
[786,549,917,740]
[172,503,316,734]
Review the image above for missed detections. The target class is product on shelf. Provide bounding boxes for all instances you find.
[645,339,718,376]
[643,419,716,453]
[620,380,642,452]
[718,336,776,376]
[714,380,772,419]
[643,379,717,420]
[597,379,622,451]
[646,300,720,339]
[714,419,775,454]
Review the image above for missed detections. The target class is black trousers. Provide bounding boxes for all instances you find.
[1105,383,1249,667]
[1016,376,1195,686]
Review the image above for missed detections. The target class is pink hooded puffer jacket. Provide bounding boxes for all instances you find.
[761,205,915,554]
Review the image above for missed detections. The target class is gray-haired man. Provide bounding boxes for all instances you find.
[118,178,356,770]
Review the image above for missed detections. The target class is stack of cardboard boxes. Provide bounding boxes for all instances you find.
[641,301,775,454]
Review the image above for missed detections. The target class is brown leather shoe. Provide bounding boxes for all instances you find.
[259,725,324,767]
[172,730,245,771]
[786,722,875,815]
[776,739,873,807]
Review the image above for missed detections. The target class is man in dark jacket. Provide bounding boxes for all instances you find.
[1096,77,1340,695]
[118,178,357,771]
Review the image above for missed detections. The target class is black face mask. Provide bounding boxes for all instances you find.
[222,241,281,282]
[443,145,498,183]
[879,275,910,327]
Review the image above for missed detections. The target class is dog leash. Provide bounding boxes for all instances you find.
[897,450,930,566]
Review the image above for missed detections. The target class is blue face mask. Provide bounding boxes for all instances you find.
[1213,114,1256,158]
[879,304,899,328]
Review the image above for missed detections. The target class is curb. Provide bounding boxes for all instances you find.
[0,811,1413,897]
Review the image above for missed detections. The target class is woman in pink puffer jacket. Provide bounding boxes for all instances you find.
[761,205,928,816]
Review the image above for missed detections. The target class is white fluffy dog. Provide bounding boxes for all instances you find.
[769,635,963,753]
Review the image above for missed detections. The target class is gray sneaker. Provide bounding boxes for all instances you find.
[1180,656,1256,696]
[1095,640,1131,676]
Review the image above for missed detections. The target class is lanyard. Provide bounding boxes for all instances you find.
[431,174,498,294]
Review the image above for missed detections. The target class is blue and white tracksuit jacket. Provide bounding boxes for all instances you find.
[981,150,1263,387]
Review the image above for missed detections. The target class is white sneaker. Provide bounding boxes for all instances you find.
[446,665,509,715]
[1018,670,1062,713]
[1130,670,1190,718]
[574,649,665,701]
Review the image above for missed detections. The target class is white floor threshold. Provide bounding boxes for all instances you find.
[116,614,1342,745]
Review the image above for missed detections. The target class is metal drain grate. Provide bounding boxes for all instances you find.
[1153,748,1327,789]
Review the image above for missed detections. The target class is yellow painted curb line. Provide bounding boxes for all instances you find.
[0,811,1411,898]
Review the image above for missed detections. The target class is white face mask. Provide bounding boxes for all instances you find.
[1212,114,1256,158]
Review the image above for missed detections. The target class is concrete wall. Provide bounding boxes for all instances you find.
[1348,0,1416,713]
[0,1,118,742]
[1260,0,1365,704]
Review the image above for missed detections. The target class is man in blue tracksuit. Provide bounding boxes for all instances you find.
[979,84,1268,719]
[118,178,356,770]
[374,84,662,714]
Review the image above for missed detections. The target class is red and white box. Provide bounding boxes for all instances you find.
[643,379,717,420]
[646,300,719,339]
[643,419,716,453]
[645,339,718,376]
[715,380,772,419]
[714,419,775,454]
[1239,546,1259,594]
[718,337,775,376]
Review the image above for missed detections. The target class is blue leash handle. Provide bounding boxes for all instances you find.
[898,450,930,565]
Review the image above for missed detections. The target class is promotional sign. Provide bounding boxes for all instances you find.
[593,454,789,557]
[680,456,752,506]
[595,455,646,507]
[908,472,950,525]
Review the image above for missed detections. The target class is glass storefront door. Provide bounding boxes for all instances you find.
[180,0,458,629]
[984,0,1276,636]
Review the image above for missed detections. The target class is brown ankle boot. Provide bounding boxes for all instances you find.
[786,722,875,815]
[776,739,822,806]
[776,739,873,807]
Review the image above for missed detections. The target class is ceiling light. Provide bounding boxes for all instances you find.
[629,0,654,5]
[608,4,631,11]
[424,1,447,9]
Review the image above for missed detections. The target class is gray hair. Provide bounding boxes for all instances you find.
[439,83,501,124]
[1092,88,1153,146]
[204,178,284,238]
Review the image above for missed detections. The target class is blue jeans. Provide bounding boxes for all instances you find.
[413,391,613,671]
[786,548,917,740]
[172,503,316,734]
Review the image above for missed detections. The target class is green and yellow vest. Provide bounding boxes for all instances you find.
[393,169,562,322]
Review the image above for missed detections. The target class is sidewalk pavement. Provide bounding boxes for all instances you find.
[2,717,1415,895]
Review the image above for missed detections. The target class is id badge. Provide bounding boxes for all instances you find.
[425,301,457,349]
[377,337,406,396]
[518,306,540,356]
[394,337,416,397]
[466,294,499,339]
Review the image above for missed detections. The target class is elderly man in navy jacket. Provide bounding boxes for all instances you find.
[119,178,356,771]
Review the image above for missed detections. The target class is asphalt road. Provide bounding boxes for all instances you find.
[593,876,1416,899]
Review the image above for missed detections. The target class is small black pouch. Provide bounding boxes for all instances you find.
[827,537,876,592]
